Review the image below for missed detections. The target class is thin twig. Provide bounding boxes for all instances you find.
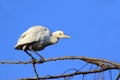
[0,56,120,80]
[78,63,88,71]
[20,67,118,80]
[31,62,39,80]
[116,71,120,80]
[109,70,112,80]
[0,56,119,67]
[82,74,85,80]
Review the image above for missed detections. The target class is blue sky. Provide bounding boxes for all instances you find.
[0,0,120,79]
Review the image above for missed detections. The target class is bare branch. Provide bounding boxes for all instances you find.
[116,72,120,80]
[31,60,39,80]
[20,66,118,80]
[0,56,119,66]
[0,56,120,80]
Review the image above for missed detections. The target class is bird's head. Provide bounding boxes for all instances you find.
[52,31,71,39]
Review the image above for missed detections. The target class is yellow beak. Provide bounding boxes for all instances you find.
[63,35,71,38]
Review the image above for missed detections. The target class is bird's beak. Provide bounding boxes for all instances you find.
[63,35,71,38]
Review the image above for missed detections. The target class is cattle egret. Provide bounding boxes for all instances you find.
[15,25,71,61]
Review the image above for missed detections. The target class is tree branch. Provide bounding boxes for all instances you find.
[21,66,118,80]
[0,56,119,65]
[0,56,120,80]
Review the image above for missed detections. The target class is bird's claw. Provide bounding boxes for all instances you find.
[31,58,37,64]
[39,57,45,63]
[31,57,45,63]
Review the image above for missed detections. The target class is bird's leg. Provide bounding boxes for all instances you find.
[23,45,37,61]
[24,50,39,80]
[29,46,45,63]
[24,50,36,60]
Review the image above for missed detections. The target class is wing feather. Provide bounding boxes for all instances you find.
[15,25,51,48]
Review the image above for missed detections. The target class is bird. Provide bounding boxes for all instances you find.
[15,25,71,61]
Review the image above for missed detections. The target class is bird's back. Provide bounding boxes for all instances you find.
[15,25,51,50]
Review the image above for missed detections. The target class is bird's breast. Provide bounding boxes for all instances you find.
[31,42,52,51]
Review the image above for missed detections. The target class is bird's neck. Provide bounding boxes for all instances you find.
[50,36,59,44]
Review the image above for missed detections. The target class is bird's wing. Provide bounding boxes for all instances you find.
[15,26,51,47]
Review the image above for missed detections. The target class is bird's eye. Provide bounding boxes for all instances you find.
[59,33,62,35]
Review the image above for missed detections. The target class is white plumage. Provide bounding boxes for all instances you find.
[15,25,70,51]
[15,25,70,60]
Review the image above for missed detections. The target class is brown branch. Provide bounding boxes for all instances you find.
[0,56,120,80]
[0,56,119,65]
[20,66,118,80]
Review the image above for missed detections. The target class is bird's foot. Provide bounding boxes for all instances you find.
[39,57,45,63]
[31,58,37,64]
